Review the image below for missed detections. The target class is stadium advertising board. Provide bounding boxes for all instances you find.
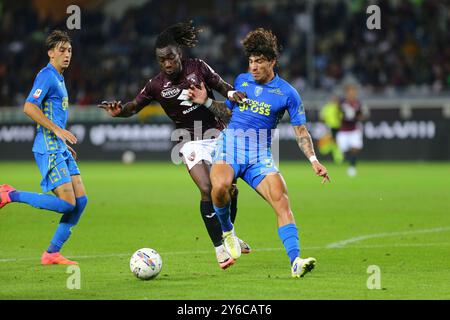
[1,120,449,161]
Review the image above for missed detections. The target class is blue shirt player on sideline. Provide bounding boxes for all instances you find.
[0,30,87,265]
[188,28,330,278]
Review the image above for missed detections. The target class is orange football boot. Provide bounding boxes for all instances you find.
[41,251,78,265]
[0,184,16,209]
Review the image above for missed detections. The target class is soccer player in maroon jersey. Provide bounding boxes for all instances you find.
[98,22,249,269]
[336,84,365,177]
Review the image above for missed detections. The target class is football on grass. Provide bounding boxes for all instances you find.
[130,248,162,280]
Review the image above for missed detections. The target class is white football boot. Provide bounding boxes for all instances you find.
[215,245,235,270]
[291,257,317,278]
[222,229,241,260]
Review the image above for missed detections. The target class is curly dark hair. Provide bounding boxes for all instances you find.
[45,30,71,51]
[155,21,202,49]
[241,28,279,61]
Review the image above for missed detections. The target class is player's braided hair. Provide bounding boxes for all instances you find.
[45,30,71,51]
[241,28,279,61]
[155,21,202,49]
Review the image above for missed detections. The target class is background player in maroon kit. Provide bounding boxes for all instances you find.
[98,22,249,269]
[336,84,365,177]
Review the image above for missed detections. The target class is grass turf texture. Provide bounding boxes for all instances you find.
[0,161,449,300]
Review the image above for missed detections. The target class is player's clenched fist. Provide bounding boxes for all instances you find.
[98,100,123,117]
[188,82,207,105]
[227,90,247,104]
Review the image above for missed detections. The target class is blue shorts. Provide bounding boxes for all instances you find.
[34,150,80,193]
[228,160,279,190]
[213,131,278,190]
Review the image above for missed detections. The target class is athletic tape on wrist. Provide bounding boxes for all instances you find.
[227,91,237,99]
[204,98,213,108]
[309,155,318,163]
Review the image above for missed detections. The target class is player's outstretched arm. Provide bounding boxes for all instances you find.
[188,82,232,123]
[199,59,246,104]
[208,100,232,123]
[214,78,247,104]
[293,125,330,184]
[98,99,145,118]
[23,102,77,144]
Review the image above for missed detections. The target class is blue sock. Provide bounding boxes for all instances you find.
[213,202,233,232]
[278,223,300,265]
[47,223,73,253]
[9,191,75,214]
[47,196,88,253]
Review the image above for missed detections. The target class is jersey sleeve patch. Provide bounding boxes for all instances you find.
[32,89,43,99]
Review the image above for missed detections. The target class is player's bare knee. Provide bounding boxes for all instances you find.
[271,193,291,216]
[212,181,231,201]
[269,188,287,204]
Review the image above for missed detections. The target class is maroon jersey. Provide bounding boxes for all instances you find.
[339,98,362,131]
[135,58,231,139]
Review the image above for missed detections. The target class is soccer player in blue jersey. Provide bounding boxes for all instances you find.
[0,30,87,265]
[188,28,330,278]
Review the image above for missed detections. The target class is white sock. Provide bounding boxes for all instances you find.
[215,245,225,255]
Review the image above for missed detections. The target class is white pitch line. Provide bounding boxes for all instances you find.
[326,226,450,248]
[335,242,450,249]
[1,242,450,263]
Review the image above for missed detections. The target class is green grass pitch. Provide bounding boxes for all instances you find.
[0,161,449,299]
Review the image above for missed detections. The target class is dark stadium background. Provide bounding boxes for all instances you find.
[1,0,449,161]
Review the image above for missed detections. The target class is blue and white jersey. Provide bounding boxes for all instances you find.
[219,73,306,163]
[225,72,306,132]
[26,63,69,154]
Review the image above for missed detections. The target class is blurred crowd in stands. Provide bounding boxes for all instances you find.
[1,0,449,107]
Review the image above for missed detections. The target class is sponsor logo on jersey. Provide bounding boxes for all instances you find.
[238,98,271,116]
[241,82,249,87]
[32,89,42,99]
[178,89,195,107]
[182,104,200,114]
[161,87,181,98]
[298,103,305,115]
[268,88,283,96]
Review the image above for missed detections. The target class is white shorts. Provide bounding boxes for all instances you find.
[179,138,218,171]
[336,129,363,153]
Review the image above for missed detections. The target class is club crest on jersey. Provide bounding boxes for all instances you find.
[32,89,42,99]
[161,87,181,98]
[188,151,196,161]
[254,86,263,97]
[186,73,199,86]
